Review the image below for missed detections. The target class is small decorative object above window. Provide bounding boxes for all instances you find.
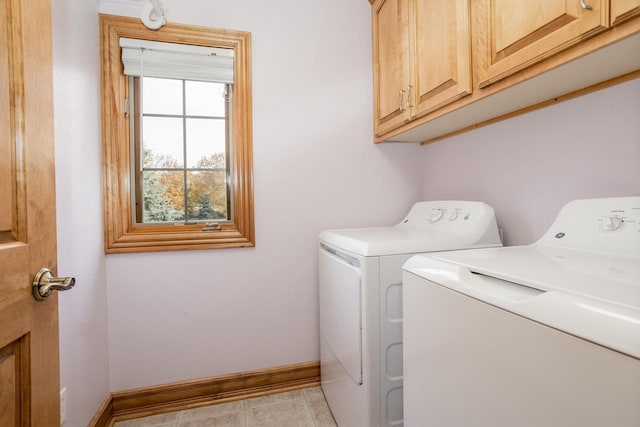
[141,0,166,30]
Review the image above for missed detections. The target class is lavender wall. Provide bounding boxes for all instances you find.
[52,1,110,426]
[103,0,423,391]
[422,78,640,245]
[51,2,639,422]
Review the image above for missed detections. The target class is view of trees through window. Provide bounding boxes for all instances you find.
[133,77,231,224]
[142,149,228,223]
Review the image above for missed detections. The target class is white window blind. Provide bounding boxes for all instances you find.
[119,37,234,84]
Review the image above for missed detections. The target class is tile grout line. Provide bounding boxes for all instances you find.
[175,407,182,426]
[303,392,319,427]
[242,397,247,427]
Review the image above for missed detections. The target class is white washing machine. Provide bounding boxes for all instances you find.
[319,201,502,427]
[403,196,640,427]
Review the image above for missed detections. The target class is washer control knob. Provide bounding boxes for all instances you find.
[449,211,459,221]
[429,208,444,223]
[600,216,623,231]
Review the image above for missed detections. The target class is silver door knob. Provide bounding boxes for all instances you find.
[32,268,76,301]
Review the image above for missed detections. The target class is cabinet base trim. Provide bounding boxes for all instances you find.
[420,70,640,145]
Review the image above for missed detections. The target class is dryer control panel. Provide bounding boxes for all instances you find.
[537,197,640,256]
[398,201,501,247]
[400,201,489,224]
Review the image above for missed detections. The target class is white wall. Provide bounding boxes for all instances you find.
[104,0,422,390]
[421,78,640,245]
[52,1,110,426]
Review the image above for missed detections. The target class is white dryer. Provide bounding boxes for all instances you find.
[319,201,502,427]
[403,196,640,427]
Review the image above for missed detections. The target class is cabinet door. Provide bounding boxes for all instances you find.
[373,0,412,137]
[476,0,609,88]
[611,0,640,25]
[409,0,472,118]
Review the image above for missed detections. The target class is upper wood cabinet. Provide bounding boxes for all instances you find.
[372,0,472,137]
[369,0,640,143]
[475,0,609,88]
[410,0,472,119]
[373,0,412,136]
[611,0,640,26]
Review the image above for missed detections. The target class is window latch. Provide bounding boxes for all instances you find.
[202,223,221,232]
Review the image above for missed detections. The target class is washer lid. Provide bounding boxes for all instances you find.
[404,197,640,360]
[404,249,640,359]
[429,245,640,309]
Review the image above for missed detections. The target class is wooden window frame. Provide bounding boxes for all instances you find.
[100,14,254,253]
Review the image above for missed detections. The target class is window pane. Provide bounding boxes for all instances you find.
[142,171,185,223]
[185,118,226,168]
[185,81,226,117]
[142,77,183,115]
[186,171,228,221]
[143,117,184,168]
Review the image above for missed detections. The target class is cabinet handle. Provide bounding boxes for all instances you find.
[406,85,414,109]
[399,89,405,112]
[579,0,592,10]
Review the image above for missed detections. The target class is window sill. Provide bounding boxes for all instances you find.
[105,227,254,254]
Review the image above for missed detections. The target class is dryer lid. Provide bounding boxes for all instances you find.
[319,200,502,256]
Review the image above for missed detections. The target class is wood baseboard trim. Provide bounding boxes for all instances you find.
[88,360,320,425]
[88,394,113,427]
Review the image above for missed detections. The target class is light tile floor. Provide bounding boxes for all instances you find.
[113,387,337,427]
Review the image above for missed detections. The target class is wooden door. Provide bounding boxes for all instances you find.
[475,0,609,88]
[372,0,412,137]
[0,0,60,425]
[409,0,472,119]
[611,0,640,26]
